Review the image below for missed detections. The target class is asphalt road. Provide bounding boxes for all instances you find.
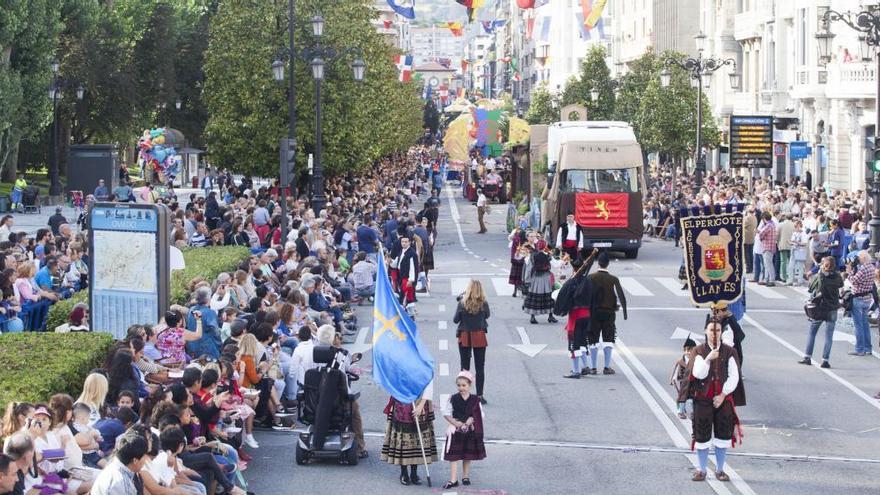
[242,186,880,495]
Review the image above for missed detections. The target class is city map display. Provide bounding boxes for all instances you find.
[92,230,157,292]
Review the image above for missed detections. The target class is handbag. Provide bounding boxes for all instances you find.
[804,297,828,322]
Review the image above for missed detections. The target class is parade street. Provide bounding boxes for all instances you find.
[244,188,878,495]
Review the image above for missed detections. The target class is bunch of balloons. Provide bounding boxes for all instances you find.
[137,128,180,184]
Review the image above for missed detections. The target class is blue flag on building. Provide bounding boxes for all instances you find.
[387,0,415,19]
[372,252,434,404]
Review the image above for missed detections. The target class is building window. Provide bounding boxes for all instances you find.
[798,8,806,66]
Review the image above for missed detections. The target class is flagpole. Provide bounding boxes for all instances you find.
[412,400,432,488]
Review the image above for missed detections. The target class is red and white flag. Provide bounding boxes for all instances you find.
[394,54,414,82]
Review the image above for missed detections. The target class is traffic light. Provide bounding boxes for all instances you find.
[279,138,296,186]
[873,147,880,172]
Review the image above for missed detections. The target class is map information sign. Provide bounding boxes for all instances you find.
[89,203,169,339]
[730,115,773,168]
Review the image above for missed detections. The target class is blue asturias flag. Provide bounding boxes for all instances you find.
[372,251,434,404]
[387,0,415,19]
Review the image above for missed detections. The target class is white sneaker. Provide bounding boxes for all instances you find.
[244,434,259,449]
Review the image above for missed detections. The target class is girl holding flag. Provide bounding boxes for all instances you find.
[380,396,437,486]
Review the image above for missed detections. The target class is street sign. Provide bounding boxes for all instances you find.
[89,203,170,339]
[789,141,812,160]
[729,115,773,168]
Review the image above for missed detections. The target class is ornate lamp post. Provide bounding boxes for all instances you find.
[272,11,366,221]
[48,60,84,200]
[660,32,740,188]
[817,7,880,253]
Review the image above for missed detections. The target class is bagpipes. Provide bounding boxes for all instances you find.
[679,203,746,307]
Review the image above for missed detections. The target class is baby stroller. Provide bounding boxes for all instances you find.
[20,186,40,214]
[295,346,361,465]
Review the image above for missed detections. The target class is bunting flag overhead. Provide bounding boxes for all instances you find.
[394,54,414,82]
[439,21,464,36]
[386,0,415,19]
[575,12,606,40]
[581,0,607,28]
[481,19,507,34]
[456,0,485,22]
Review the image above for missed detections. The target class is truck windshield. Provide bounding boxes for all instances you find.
[559,168,639,193]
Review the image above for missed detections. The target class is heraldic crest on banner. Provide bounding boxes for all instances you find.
[680,207,745,307]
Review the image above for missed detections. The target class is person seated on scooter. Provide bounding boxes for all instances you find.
[312,324,368,459]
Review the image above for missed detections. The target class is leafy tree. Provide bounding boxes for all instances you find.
[524,84,557,125]
[204,0,422,180]
[638,50,720,168]
[560,45,614,120]
[613,48,658,140]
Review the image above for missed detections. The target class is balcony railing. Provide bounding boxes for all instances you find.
[826,63,877,99]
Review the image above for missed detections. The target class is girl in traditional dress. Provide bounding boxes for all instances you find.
[380,396,437,486]
[522,239,558,324]
[441,371,486,490]
[507,228,527,297]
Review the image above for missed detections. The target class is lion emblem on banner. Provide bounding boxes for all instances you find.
[695,229,734,282]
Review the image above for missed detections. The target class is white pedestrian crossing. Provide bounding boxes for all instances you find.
[620,277,654,297]
[450,277,470,296]
[746,282,786,299]
[654,277,690,297]
[491,277,510,297]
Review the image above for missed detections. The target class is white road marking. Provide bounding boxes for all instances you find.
[438,304,446,313]
[746,283,786,299]
[628,306,803,313]
[430,273,500,277]
[617,339,755,495]
[489,263,498,268]
[653,277,690,297]
[620,277,654,297]
[344,327,372,356]
[670,327,702,341]
[507,326,547,357]
[790,286,810,297]
[491,277,510,297]
[631,262,643,269]
[614,342,735,495]
[445,186,467,249]
[439,339,448,351]
[450,277,470,295]
[438,320,447,330]
[439,362,450,376]
[743,315,880,413]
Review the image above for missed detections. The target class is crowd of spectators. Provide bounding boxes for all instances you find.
[0,146,446,494]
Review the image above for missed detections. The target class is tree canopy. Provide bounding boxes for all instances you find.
[203,0,423,179]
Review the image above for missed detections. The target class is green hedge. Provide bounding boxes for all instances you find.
[0,332,113,411]
[46,246,251,331]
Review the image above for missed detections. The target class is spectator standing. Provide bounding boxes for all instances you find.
[757,212,778,286]
[47,207,67,236]
[846,250,875,356]
[776,214,794,284]
[799,256,843,368]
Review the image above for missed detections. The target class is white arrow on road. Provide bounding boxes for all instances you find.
[507,326,547,357]
[344,327,373,356]
[832,331,856,344]
[670,327,703,341]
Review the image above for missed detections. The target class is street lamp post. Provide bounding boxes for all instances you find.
[660,32,740,189]
[817,8,880,253]
[273,11,366,220]
[48,60,84,200]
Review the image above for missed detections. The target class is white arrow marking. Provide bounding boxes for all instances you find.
[832,331,856,344]
[438,320,448,330]
[344,327,372,355]
[670,327,703,341]
[507,326,547,357]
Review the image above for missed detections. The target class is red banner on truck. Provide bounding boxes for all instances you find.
[575,193,629,228]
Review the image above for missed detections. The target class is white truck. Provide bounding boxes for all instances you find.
[538,121,645,259]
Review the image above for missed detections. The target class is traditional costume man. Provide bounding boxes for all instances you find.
[689,320,746,482]
[394,236,419,305]
[556,213,583,260]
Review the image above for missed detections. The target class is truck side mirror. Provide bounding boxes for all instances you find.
[547,162,557,188]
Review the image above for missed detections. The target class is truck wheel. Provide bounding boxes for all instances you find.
[625,249,639,259]
[295,444,309,465]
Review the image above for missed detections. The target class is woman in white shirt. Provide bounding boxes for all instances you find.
[789,220,809,286]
